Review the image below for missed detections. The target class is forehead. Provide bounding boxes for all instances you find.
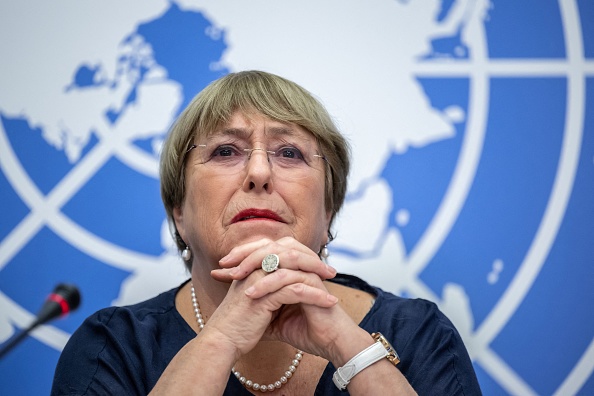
[207,111,315,142]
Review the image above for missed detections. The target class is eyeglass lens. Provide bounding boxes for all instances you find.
[188,135,325,179]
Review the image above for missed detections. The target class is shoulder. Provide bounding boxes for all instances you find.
[373,288,449,328]
[63,282,188,353]
[369,290,460,354]
[359,281,462,355]
[67,282,193,360]
[126,285,179,314]
[51,282,194,395]
[332,274,482,395]
[87,284,182,329]
[331,273,449,333]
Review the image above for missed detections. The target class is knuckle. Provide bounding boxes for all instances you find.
[285,249,300,262]
[227,245,240,256]
[274,268,289,280]
[290,283,307,296]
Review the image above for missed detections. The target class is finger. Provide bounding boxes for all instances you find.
[219,236,314,267]
[215,236,336,282]
[244,268,327,299]
[259,282,339,309]
[211,252,334,283]
[218,238,276,268]
[219,237,308,267]
[232,248,335,281]
[210,268,234,283]
[212,261,271,286]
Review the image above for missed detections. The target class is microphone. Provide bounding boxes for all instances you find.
[0,283,81,359]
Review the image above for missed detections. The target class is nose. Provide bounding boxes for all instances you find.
[243,148,273,192]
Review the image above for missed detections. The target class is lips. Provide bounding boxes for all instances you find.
[231,209,285,224]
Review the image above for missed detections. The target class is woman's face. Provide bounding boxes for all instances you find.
[174,111,331,268]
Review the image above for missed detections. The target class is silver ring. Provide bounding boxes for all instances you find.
[261,254,280,273]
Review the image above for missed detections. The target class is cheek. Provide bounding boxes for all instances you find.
[286,177,328,234]
[184,175,229,235]
[288,176,324,203]
[310,176,328,213]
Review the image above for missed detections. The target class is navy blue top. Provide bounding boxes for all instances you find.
[51,274,482,395]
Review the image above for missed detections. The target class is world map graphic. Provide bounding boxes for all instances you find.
[0,1,593,394]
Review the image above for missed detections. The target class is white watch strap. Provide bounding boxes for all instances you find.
[332,341,388,390]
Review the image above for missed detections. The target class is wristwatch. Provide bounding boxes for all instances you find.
[332,332,400,391]
[371,332,400,366]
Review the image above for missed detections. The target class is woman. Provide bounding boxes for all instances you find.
[52,71,481,395]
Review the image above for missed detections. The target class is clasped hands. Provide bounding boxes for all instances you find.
[207,237,356,363]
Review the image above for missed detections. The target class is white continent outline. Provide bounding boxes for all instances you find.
[0,0,593,394]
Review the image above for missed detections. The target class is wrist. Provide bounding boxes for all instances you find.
[195,326,243,364]
[332,331,401,391]
[328,327,376,368]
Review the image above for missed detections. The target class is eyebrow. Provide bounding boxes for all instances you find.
[212,125,312,141]
[266,126,307,139]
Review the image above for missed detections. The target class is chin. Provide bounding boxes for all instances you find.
[225,222,290,245]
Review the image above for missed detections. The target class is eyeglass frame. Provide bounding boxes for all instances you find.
[183,142,328,176]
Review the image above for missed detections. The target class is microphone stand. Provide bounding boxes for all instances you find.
[0,284,81,360]
[0,318,45,359]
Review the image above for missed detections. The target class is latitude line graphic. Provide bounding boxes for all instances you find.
[0,129,177,348]
[0,0,592,391]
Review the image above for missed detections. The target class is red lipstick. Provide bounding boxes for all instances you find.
[231,209,285,224]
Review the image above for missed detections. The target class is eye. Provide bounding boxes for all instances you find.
[202,144,246,164]
[276,146,305,160]
[212,145,241,157]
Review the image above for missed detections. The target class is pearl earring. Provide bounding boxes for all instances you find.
[320,244,329,259]
[319,231,334,260]
[181,246,192,261]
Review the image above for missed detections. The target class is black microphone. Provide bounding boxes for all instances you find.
[0,283,81,359]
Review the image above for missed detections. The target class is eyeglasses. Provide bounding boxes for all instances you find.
[185,137,327,180]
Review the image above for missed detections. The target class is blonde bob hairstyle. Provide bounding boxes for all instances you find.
[160,71,350,263]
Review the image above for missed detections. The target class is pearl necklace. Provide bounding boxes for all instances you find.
[190,284,304,393]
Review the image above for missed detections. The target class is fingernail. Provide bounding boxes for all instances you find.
[229,267,239,276]
[326,264,337,276]
[219,255,229,264]
[327,294,338,304]
[245,286,255,296]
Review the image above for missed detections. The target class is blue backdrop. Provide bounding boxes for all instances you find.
[1,1,593,394]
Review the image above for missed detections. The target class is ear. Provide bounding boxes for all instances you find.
[173,206,186,243]
[324,210,333,243]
